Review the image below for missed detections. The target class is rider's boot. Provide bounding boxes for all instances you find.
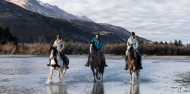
[139,56,143,69]
[65,59,69,69]
[47,59,51,66]
[124,65,128,70]
[62,57,69,69]
[60,52,69,69]
[104,62,108,67]
[137,52,143,69]
[139,62,143,69]
[102,55,108,67]
[85,61,89,67]
[85,55,90,67]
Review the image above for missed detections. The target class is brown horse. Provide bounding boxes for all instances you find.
[125,44,140,84]
[89,44,105,82]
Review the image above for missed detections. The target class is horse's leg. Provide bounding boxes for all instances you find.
[62,66,67,76]
[136,70,140,83]
[100,67,104,81]
[131,71,135,85]
[59,68,63,81]
[100,72,103,81]
[59,65,67,82]
[46,84,53,94]
[130,84,135,94]
[130,70,132,84]
[47,67,54,84]
[100,61,105,81]
[96,69,100,80]
[91,67,96,82]
[93,70,96,82]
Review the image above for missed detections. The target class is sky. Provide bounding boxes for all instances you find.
[39,0,190,43]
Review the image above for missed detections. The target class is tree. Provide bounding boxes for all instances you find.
[174,40,178,46]
[153,41,158,45]
[0,25,18,45]
[164,41,168,45]
[178,40,183,46]
[159,41,164,45]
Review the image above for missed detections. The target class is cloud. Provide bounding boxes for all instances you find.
[39,0,190,43]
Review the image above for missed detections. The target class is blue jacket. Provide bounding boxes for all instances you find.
[91,38,103,49]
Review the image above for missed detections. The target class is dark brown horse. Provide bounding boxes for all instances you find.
[125,44,140,84]
[89,44,105,82]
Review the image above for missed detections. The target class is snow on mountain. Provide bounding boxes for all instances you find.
[77,16,92,22]
[6,0,28,8]
[6,0,92,22]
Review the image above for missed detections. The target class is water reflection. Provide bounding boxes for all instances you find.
[91,82,104,94]
[46,83,67,94]
[129,84,140,94]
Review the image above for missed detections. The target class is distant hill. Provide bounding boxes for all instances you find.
[0,0,150,43]
[70,20,151,43]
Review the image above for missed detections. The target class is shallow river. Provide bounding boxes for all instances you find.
[0,55,189,94]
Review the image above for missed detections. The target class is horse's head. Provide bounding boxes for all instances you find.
[126,43,135,56]
[50,46,57,57]
[90,42,97,53]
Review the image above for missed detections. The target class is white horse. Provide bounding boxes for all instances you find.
[46,46,68,84]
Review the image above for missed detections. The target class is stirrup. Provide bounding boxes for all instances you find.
[57,65,60,68]
[66,66,69,69]
[124,67,128,70]
[85,63,89,67]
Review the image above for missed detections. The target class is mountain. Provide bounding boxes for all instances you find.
[0,0,130,43]
[6,0,92,22]
[0,0,96,43]
[0,0,150,43]
[6,0,151,43]
[70,20,150,43]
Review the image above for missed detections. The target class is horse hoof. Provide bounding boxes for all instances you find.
[46,81,52,85]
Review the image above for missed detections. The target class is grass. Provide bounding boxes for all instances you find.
[1,42,190,55]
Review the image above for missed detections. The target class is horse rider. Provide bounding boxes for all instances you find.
[125,32,143,70]
[85,33,108,67]
[50,35,69,69]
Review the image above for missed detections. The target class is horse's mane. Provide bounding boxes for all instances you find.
[91,42,97,53]
[89,42,102,67]
[129,46,136,59]
[127,45,139,71]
